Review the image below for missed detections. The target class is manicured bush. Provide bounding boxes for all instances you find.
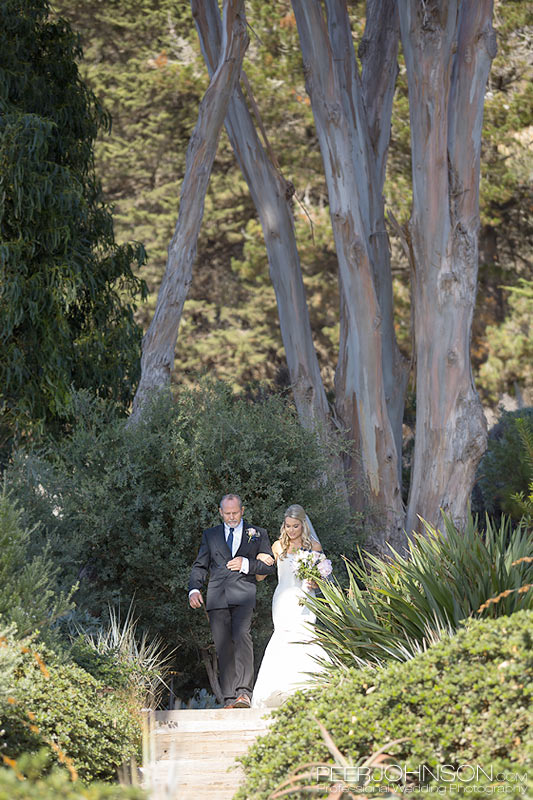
[236,611,532,799]
[6,384,355,693]
[1,643,141,782]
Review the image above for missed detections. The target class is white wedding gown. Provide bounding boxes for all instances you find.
[251,553,328,709]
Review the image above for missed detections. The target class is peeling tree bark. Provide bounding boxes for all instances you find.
[192,0,331,432]
[130,0,248,421]
[326,0,409,494]
[400,0,494,534]
[291,0,405,551]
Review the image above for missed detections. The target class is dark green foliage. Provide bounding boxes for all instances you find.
[0,751,145,799]
[479,281,533,406]
[0,0,146,453]
[1,643,141,782]
[68,637,132,691]
[476,408,533,519]
[307,512,532,670]
[6,383,355,693]
[0,487,74,638]
[511,416,533,521]
[0,624,24,708]
[235,611,532,799]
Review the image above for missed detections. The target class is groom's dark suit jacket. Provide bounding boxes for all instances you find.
[189,521,275,610]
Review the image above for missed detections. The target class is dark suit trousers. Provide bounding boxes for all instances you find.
[208,605,254,703]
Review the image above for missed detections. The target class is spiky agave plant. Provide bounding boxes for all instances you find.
[81,601,175,708]
[306,513,532,672]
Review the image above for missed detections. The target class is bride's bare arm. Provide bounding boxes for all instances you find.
[255,551,275,581]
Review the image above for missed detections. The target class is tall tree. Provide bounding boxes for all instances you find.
[399,0,494,535]
[132,0,496,549]
[191,0,331,430]
[0,0,146,455]
[130,0,249,419]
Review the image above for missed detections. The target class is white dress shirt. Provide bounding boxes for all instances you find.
[224,521,249,574]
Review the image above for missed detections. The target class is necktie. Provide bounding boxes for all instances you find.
[227,527,234,556]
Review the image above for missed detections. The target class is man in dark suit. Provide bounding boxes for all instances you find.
[189,494,275,708]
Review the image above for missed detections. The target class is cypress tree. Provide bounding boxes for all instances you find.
[0,0,147,453]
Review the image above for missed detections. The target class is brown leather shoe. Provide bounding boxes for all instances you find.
[233,694,251,708]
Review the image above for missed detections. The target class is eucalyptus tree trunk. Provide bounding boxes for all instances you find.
[291,0,406,550]
[192,0,330,432]
[130,0,248,421]
[327,0,409,504]
[400,0,494,534]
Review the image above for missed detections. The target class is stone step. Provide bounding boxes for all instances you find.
[150,758,243,779]
[156,729,261,759]
[143,708,273,800]
[147,778,243,800]
[154,707,271,732]
[145,761,245,799]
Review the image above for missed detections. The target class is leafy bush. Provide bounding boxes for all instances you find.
[236,611,533,799]
[1,643,141,782]
[0,487,73,639]
[6,384,355,692]
[510,416,533,523]
[0,624,23,708]
[308,512,532,669]
[68,637,132,692]
[0,752,145,800]
[475,408,533,520]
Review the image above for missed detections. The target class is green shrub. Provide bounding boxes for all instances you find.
[236,611,533,799]
[476,408,533,520]
[0,487,73,639]
[0,752,145,800]
[510,416,533,523]
[68,637,132,692]
[0,624,23,708]
[308,512,532,669]
[6,384,355,692]
[1,644,141,782]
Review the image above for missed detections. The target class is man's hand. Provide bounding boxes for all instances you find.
[189,590,204,608]
[226,556,244,571]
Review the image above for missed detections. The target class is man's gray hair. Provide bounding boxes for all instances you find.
[220,493,243,509]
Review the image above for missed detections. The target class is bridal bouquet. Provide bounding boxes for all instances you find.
[292,549,333,583]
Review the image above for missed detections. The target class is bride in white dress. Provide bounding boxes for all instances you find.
[251,504,328,709]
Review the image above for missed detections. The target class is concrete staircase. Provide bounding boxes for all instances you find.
[142,708,273,800]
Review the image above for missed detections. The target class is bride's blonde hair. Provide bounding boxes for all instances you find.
[279,504,312,559]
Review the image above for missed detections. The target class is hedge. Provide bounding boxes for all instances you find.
[236,610,532,799]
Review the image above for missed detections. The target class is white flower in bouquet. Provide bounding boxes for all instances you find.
[292,549,333,583]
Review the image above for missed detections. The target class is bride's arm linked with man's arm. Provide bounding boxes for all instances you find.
[255,550,276,581]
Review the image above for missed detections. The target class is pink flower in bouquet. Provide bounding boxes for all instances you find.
[317,558,333,578]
